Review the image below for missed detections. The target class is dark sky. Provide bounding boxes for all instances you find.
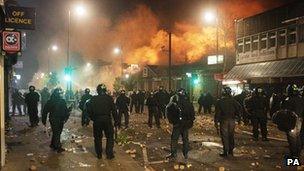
[12,0,293,88]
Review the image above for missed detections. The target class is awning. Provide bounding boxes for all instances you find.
[225,58,304,80]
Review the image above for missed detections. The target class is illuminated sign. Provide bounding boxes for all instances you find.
[5,6,36,30]
[208,55,224,65]
[2,31,21,53]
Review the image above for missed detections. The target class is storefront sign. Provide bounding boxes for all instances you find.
[5,6,36,30]
[2,31,21,53]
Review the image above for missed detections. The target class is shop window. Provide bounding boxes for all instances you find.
[288,27,296,45]
[298,25,304,42]
[260,33,267,49]
[252,35,259,51]
[278,29,286,46]
[237,39,244,53]
[268,32,276,48]
[244,37,251,52]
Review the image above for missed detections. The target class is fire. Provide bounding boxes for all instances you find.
[33,1,288,89]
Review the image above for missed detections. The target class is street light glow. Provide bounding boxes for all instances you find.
[86,63,91,67]
[74,4,86,16]
[51,45,58,51]
[125,74,130,79]
[64,75,72,82]
[203,11,216,23]
[113,47,121,55]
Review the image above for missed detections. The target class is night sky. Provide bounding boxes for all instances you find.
[11,0,294,88]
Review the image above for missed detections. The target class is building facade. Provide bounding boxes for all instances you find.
[225,0,304,93]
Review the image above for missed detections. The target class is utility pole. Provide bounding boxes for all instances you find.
[168,32,172,91]
[66,10,71,100]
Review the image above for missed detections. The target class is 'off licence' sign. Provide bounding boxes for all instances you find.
[5,6,36,30]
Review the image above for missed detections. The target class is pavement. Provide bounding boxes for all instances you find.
[2,109,304,171]
[2,111,145,171]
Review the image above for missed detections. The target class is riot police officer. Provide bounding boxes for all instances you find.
[155,86,170,119]
[214,87,241,157]
[279,84,304,157]
[42,88,70,153]
[79,88,93,126]
[245,87,269,141]
[87,84,118,159]
[146,92,160,128]
[25,86,40,127]
[116,90,130,129]
[166,88,195,161]
[40,87,50,114]
[130,90,139,113]
[138,90,146,114]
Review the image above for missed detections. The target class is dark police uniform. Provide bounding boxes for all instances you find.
[215,88,241,157]
[155,89,170,119]
[25,86,40,127]
[245,89,269,141]
[280,85,304,157]
[40,87,50,115]
[79,90,93,126]
[12,89,24,115]
[116,92,130,128]
[87,85,118,159]
[166,90,195,160]
[130,91,139,113]
[138,91,146,113]
[42,89,70,153]
[146,93,160,128]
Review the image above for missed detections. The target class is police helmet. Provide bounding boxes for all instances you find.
[85,88,90,94]
[120,89,126,94]
[177,88,186,95]
[222,87,232,96]
[253,87,264,96]
[286,84,299,96]
[29,85,35,92]
[52,88,63,99]
[97,84,107,94]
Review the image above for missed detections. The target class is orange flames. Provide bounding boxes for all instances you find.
[35,1,288,89]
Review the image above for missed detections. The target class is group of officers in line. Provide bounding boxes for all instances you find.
[21,83,304,161]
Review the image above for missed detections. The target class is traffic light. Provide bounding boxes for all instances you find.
[192,73,200,85]
[64,67,72,82]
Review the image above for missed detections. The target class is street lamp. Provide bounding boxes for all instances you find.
[66,3,87,100]
[48,44,59,73]
[51,45,58,52]
[113,47,123,77]
[86,62,91,67]
[202,9,219,69]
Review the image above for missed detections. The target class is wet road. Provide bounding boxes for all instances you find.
[2,112,144,171]
[3,110,304,171]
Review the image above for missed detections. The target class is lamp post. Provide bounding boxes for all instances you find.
[48,44,58,73]
[66,4,87,100]
[203,9,219,64]
[113,47,123,77]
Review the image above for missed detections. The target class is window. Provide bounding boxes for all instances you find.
[252,35,259,51]
[244,37,251,52]
[268,31,276,48]
[278,29,286,46]
[260,33,267,49]
[299,25,304,42]
[237,39,244,53]
[207,55,224,65]
[288,27,296,44]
